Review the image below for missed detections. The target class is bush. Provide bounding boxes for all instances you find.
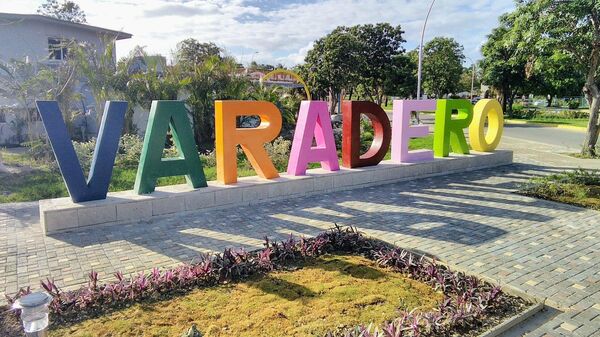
[5,226,524,337]
[116,134,144,168]
[264,136,291,171]
[510,105,537,119]
[23,140,55,166]
[536,110,589,119]
[73,139,96,172]
[200,150,216,168]
[519,169,600,208]
[234,136,291,172]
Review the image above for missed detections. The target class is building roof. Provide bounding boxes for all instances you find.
[0,12,132,40]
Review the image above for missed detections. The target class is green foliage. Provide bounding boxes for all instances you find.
[422,37,465,98]
[383,53,416,98]
[37,0,87,23]
[520,169,600,210]
[536,110,589,120]
[532,51,585,99]
[506,0,600,155]
[263,136,292,172]
[458,65,480,95]
[0,56,81,126]
[301,23,415,109]
[302,26,363,111]
[350,23,408,104]
[174,39,222,66]
[480,16,527,114]
[178,54,250,149]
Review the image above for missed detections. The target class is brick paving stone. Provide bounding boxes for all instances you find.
[0,154,599,335]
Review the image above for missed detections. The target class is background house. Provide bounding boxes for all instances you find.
[0,12,131,146]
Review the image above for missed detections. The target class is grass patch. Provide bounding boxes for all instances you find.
[506,118,588,128]
[527,118,588,127]
[0,135,434,203]
[49,254,442,337]
[519,169,600,209]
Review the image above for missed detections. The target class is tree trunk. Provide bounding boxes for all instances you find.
[500,86,511,117]
[581,47,600,156]
[0,152,6,173]
[582,84,600,156]
[328,89,338,115]
[509,93,516,113]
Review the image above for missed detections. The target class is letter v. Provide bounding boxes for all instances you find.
[36,101,127,202]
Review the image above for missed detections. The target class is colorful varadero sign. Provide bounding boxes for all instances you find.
[36,98,504,203]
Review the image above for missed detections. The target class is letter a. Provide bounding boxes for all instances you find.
[287,101,339,176]
[134,101,207,194]
[36,100,127,202]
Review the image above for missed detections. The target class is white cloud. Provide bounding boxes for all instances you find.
[3,0,515,66]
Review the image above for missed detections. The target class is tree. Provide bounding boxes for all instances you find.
[37,0,87,23]
[350,23,406,105]
[0,58,79,129]
[480,18,527,115]
[178,54,249,149]
[422,37,465,98]
[248,61,274,72]
[383,54,417,99]
[303,27,363,114]
[532,51,585,107]
[508,0,600,155]
[458,65,481,97]
[174,39,222,66]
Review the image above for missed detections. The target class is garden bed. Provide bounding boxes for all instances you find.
[519,169,600,210]
[2,227,530,337]
[0,135,433,203]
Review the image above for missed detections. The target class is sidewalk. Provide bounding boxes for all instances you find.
[0,138,599,336]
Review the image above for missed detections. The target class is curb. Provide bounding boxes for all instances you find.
[478,302,544,337]
[430,259,546,337]
[505,119,586,132]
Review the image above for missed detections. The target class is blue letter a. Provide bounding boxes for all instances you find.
[36,101,127,202]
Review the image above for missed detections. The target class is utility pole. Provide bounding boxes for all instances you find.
[416,0,436,100]
[465,56,476,100]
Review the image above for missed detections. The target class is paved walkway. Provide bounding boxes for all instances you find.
[1,138,600,336]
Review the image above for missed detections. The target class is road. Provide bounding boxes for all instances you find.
[411,113,586,151]
[503,124,585,151]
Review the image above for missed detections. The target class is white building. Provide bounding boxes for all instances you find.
[0,12,132,145]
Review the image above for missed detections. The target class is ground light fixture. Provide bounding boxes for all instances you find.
[12,291,53,337]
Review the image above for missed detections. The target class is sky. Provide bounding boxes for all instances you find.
[3,0,516,66]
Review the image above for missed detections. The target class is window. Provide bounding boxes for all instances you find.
[48,38,68,60]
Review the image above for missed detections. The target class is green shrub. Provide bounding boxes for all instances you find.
[116,134,145,168]
[73,139,97,172]
[200,151,216,168]
[519,169,600,209]
[536,110,589,119]
[23,140,55,165]
[264,136,291,171]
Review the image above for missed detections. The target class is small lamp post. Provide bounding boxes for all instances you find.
[465,56,477,100]
[13,292,53,337]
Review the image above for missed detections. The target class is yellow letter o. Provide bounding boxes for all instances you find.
[469,99,504,152]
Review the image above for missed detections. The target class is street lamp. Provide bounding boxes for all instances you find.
[416,0,436,100]
[465,56,476,100]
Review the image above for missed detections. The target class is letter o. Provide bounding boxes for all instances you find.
[469,99,504,152]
